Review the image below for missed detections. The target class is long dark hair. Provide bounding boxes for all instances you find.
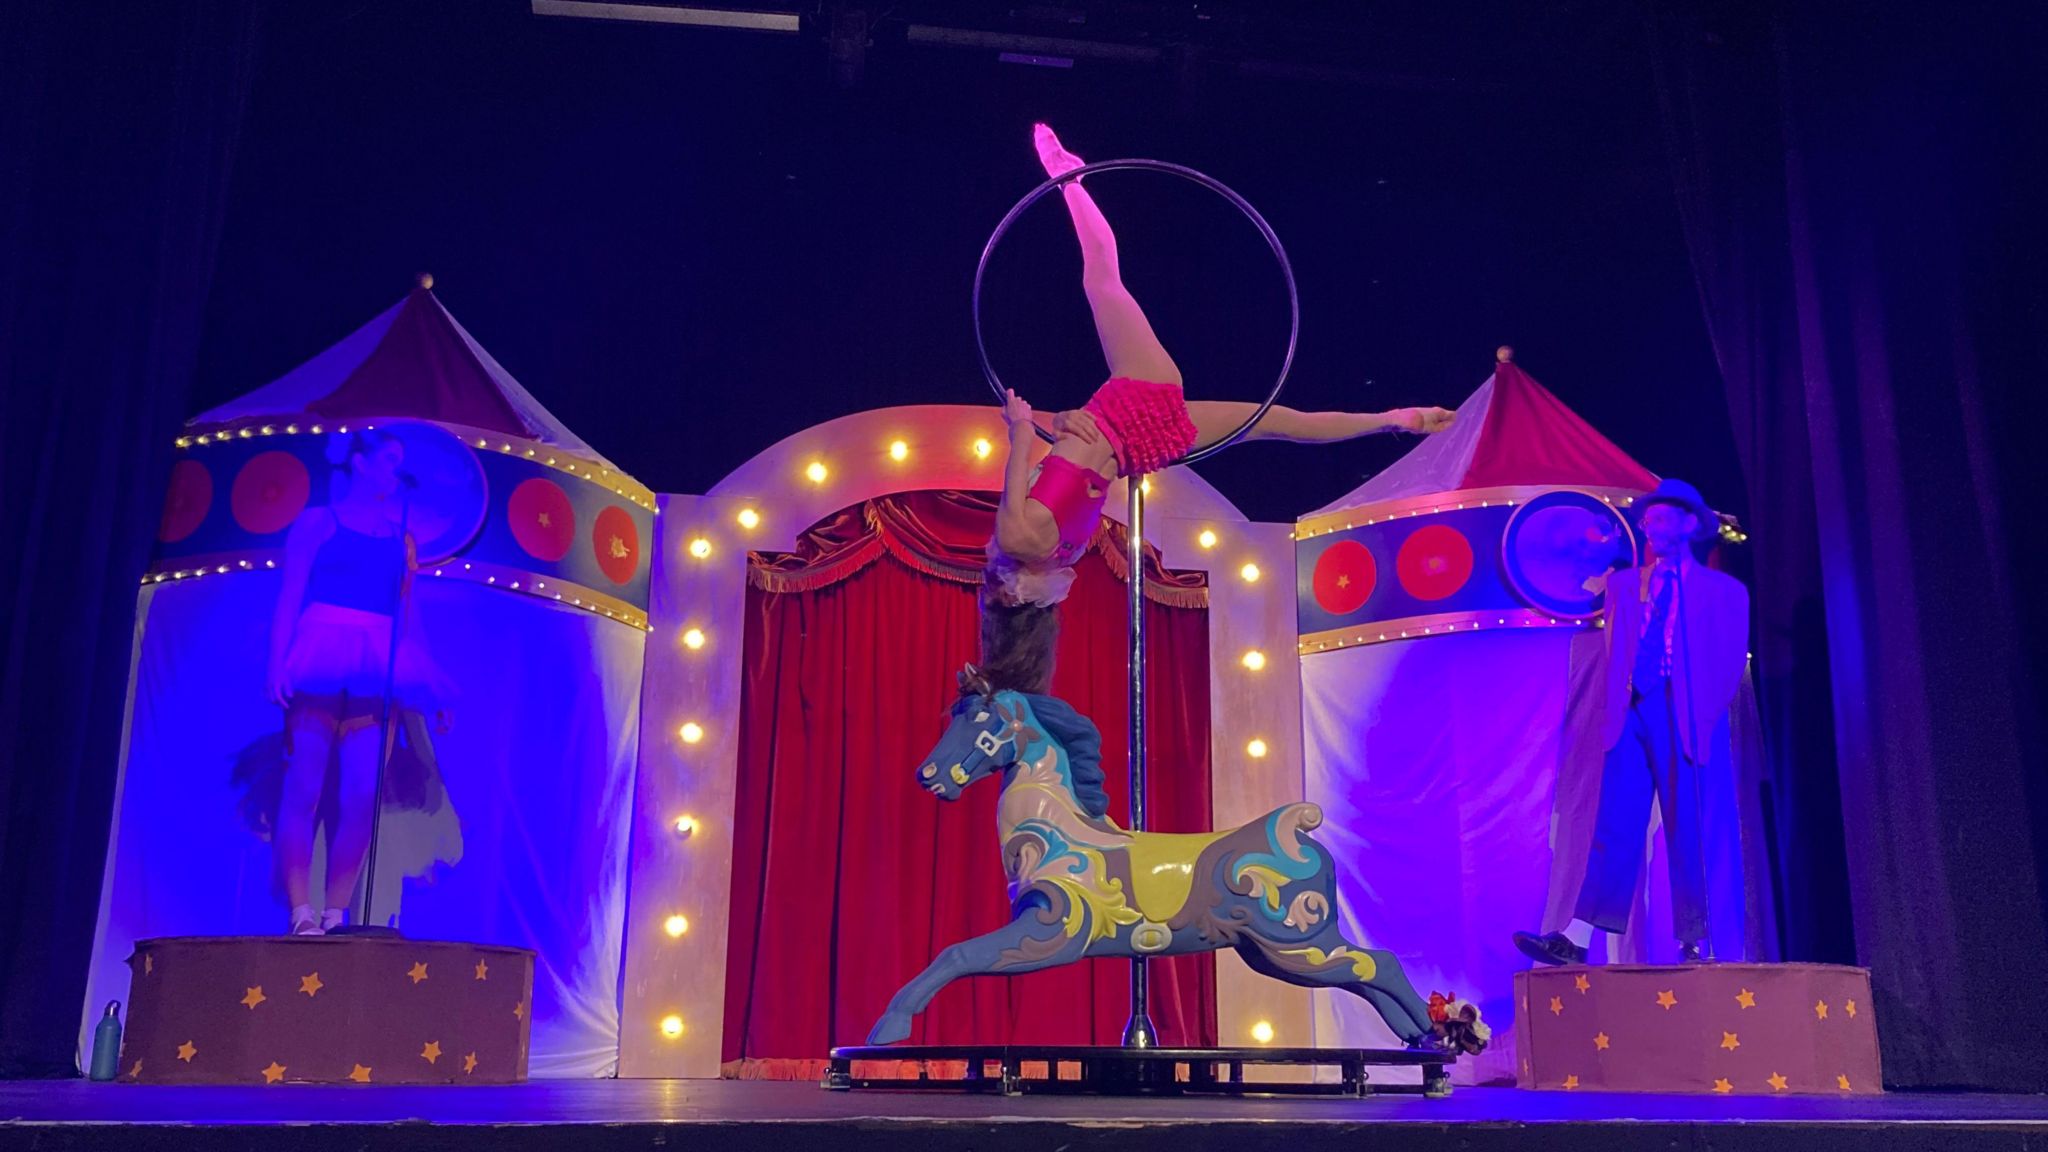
[973,587,1060,696]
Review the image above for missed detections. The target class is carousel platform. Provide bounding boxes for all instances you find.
[4,1078,2045,1152]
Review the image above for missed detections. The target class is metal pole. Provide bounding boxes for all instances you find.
[338,490,410,938]
[1121,474,1158,1049]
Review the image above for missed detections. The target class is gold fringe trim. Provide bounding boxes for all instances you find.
[744,497,1207,608]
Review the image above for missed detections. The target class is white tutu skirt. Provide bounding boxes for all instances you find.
[285,602,450,711]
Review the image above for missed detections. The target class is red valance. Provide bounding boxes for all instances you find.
[748,490,1207,609]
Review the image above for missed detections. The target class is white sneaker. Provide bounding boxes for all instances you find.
[290,904,323,936]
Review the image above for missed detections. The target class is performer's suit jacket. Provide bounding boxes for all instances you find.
[1599,561,1751,764]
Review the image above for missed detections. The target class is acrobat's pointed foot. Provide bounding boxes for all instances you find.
[1033,122,1085,179]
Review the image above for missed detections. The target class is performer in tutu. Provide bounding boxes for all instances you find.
[985,123,1455,611]
[1513,479,1750,965]
[266,430,450,936]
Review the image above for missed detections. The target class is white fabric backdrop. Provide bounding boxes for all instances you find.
[81,575,642,1077]
[1301,629,1569,1085]
[1303,627,1760,1086]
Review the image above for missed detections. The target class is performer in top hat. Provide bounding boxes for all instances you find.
[1514,478,1749,964]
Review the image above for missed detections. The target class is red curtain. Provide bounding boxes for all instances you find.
[722,492,1216,1075]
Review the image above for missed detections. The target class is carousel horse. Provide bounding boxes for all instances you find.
[866,667,1489,1056]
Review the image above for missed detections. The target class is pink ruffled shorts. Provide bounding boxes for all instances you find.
[1084,377,1199,477]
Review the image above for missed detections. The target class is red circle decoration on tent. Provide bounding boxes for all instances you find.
[508,477,576,562]
[592,505,639,585]
[159,459,213,543]
[1312,539,1378,616]
[1396,524,1475,602]
[230,451,310,536]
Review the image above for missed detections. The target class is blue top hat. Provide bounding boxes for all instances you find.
[1641,477,1718,538]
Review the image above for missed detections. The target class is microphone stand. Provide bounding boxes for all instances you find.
[1674,544,1710,961]
[329,481,413,938]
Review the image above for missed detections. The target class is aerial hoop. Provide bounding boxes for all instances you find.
[972,158,1300,1051]
[971,158,1298,467]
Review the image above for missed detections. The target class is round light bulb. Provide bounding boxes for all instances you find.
[688,538,713,559]
[805,461,828,484]
[1247,739,1269,759]
[1140,478,1152,494]
[972,438,993,460]
[1198,529,1219,549]
[1240,563,1262,583]
[673,815,698,837]
[1241,650,1267,671]
[664,914,689,938]
[889,440,909,462]
[1251,1021,1275,1044]
[737,508,761,530]
[660,1015,684,1038]
[682,628,706,650]
[679,722,704,744]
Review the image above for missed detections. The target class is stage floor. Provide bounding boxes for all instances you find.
[5,1078,2046,1151]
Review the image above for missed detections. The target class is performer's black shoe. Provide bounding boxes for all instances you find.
[1678,941,1703,963]
[1512,930,1587,967]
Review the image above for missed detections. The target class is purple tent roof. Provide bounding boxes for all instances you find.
[190,286,615,470]
[1306,360,1656,517]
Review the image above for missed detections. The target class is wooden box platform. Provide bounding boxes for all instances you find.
[1513,962,1881,1095]
[118,935,534,1085]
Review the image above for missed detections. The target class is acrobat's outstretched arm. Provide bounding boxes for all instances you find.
[994,389,1059,566]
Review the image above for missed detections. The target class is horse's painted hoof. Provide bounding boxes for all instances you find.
[866,1014,912,1045]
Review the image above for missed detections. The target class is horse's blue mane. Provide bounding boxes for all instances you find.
[1019,693,1110,820]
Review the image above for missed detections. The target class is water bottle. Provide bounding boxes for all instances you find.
[88,1001,122,1082]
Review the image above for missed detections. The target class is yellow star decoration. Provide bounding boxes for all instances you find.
[464,1052,479,1075]
[1562,1074,1580,1090]
[242,986,267,1009]
[1713,1078,1734,1094]
[609,535,628,559]
[1768,1072,1789,1092]
[1736,988,1757,1009]
[1814,999,1829,1020]
[1837,1074,1852,1091]
[474,959,489,981]
[1549,996,1563,1016]
[177,1041,197,1063]
[1594,1032,1611,1051]
[1721,1032,1741,1051]
[1336,574,1351,588]
[144,954,155,975]
[407,962,429,985]
[537,512,552,527]
[348,1064,373,1084]
[513,1000,525,1020]
[299,972,324,997]
[1846,999,1858,1018]
[1656,989,1678,1010]
[421,1041,443,1065]
[1574,973,1591,994]
[129,1060,144,1078]
[261,1062,287,1085]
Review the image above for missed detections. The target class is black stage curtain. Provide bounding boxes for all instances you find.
[1649,1,2048,1091]
[0,0,262,1077]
